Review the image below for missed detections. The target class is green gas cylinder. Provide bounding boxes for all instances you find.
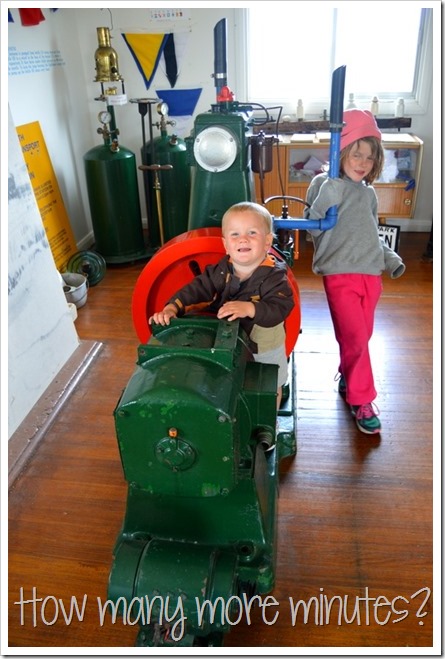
[141,129,190,248]
[84,142,147,264]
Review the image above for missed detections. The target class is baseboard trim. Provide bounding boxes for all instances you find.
[76,230,95,251]
[8,340,103,489]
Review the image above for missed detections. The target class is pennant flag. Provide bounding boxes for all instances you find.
[121,33,168,89]
[18,8,46,26]
[155,88,202,117]
[8,9,13,22]
[163,33,178,88]
[160,31,189,88]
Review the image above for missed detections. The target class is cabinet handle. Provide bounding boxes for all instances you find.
[404,199,412,206]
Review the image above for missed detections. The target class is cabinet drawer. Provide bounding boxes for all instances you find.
[288,181,414,218]
[375,185,414,217]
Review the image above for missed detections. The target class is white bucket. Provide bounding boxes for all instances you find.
[62,272,88,309]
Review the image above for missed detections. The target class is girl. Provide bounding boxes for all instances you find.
[305,109,406,434]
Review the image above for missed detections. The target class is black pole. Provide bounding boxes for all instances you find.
[213,19,227,97]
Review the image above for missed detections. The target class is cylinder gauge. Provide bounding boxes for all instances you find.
[156,102,169,117]
[98,110,112,124]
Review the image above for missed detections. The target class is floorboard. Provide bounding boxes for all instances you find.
[7,231,435,650]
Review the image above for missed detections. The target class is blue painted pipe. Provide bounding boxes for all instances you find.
[274,65,346,232]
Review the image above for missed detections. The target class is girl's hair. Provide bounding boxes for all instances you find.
[340,137,384,185]
[222,201,273,234]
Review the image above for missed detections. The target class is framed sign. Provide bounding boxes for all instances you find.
[16,121,78,271]
[378,223,401,253]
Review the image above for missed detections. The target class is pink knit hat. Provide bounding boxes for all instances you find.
[340,109,382,151]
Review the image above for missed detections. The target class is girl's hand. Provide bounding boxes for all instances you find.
[217,301,256,321]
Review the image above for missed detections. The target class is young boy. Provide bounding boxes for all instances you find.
[149,201,295,407]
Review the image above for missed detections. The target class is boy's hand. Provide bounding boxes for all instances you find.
[149,305,177,326]
[217,301,256,321]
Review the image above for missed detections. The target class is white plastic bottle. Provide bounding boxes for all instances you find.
[296,99,304,120]
[395,97,405,117]
[370,95,379,116]
[346,93,357,109]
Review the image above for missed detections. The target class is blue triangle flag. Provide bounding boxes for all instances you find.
[155,88,202,117]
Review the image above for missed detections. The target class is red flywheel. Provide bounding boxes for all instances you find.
[132,228,301,357]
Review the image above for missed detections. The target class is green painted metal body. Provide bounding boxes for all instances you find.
[83,143,146,263]
[109,317,296,646]
[141,130,191,247]
[186,112,254,230]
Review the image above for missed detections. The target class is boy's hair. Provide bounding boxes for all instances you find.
[339,137,385,185]
[222,201,273,234]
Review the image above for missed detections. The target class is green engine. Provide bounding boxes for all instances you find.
[108,316,296,646]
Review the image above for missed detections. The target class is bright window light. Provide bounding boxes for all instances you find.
[334,6,422,96]
[245,5,425,105]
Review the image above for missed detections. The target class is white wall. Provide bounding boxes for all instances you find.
[8,8,94,247]
[7,106,80,437]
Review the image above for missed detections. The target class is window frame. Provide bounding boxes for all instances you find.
[233,7,433,118]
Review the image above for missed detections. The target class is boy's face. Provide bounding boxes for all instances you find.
[222,211,273,271]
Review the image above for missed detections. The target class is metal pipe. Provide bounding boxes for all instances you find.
[138,163,173,246]
[323,64,346,228]
[274,65,346,232]
[213,19,227,98]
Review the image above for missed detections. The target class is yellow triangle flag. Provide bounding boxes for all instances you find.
[122,33,168,89]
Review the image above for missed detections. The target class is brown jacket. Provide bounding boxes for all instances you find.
[166,253,294,353]
[167,254,294,353]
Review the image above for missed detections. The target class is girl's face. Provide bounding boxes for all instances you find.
[222,211,272,272]
[343,140,375,183]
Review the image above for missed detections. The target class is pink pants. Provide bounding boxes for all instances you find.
[323,274,383,406]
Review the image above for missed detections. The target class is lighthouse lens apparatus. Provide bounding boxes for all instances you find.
[193,126,238,173]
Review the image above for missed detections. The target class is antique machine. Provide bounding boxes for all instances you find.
[110,315,297,647]
[109,231,302,647]
[107,17,346,645]
[185,20,254,231]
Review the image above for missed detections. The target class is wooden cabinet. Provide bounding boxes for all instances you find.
[374,184,416,217]
[253,133,424,231]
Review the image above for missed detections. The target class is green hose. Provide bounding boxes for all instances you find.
[66,250,106,286]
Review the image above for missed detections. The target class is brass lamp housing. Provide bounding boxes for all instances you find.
[94,27,123,82]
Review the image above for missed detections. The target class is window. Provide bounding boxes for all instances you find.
[235,5,432,117]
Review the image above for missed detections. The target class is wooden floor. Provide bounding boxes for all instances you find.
[8,231,435,650]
